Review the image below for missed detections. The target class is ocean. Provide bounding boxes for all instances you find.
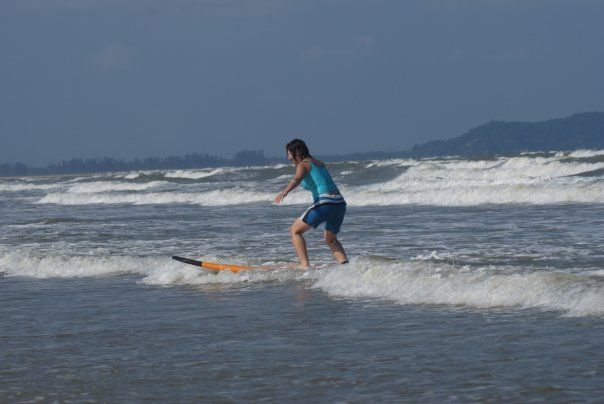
[1,150,603,401]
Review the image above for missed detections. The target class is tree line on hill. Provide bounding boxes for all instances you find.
[1,112,602,177]
[0,151,276,177]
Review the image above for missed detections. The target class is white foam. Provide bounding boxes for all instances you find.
[0,250,149,278]
[3,250,601,317]
[567,149,604,158]
[112,170,165,179]
[397,156,604,180]
[33,178,604,208]
[115,170,164,179]
[164,168,225,179]
[123,172,143,179]
[0,249,313,285]
[313,258,604,317]
[0,182,63,192]
[118,164,288,181]
[340,154,604,206]
[36,188,310,206]
[66,180,168,193]
[142,263,314,286]
[343,179,604,206]
[12,152,604,207]
[365,158,420,168]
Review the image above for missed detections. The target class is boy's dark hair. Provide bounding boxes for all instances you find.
[286,139,311,160]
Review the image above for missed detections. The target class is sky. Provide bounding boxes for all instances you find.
[1,0,603,165]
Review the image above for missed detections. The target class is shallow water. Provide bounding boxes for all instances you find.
[1,151,603,401]
[2,276,602,402]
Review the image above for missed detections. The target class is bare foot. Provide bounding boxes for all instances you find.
[283,262,310,270]
[286,263,311,270]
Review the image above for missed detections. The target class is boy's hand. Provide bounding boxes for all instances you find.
[274,192,286,204]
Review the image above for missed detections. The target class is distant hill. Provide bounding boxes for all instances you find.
[410,112,604,157]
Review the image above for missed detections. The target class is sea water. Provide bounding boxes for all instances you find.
[1,151,603,401]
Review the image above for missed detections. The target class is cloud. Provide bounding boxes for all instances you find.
[84,43,133,71]
[302,36,375,60]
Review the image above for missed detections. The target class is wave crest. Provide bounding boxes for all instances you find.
[313,257,604,317]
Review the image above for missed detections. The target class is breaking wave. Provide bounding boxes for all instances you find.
[164,168,225,179]
[565,149,604,158]
[0,182,62,192]
[1,250,602,317]
[2,151,604,207]
[36,189,309,206]
[312,257,604,317]
[66,180,168,193]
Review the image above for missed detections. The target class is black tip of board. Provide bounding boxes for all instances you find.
[172,256,203,267]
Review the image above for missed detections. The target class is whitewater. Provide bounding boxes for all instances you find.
[1,150,603,401]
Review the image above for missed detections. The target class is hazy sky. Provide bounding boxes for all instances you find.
[1,0,603,164]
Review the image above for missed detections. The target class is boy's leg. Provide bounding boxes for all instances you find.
[290,218,312,268]
[324,230,348,264]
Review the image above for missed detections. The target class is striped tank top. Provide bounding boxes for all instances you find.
[300,161,346,206]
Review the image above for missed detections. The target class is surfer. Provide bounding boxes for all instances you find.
[275,139,348,268]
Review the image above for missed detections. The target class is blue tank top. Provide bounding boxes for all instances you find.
[300,161,340,202]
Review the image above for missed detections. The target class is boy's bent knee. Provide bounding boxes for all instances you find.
[291,222,308,235]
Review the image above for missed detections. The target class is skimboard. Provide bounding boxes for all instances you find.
[172,255,273,273]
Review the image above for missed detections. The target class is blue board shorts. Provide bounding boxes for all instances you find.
[300,203,347,234]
